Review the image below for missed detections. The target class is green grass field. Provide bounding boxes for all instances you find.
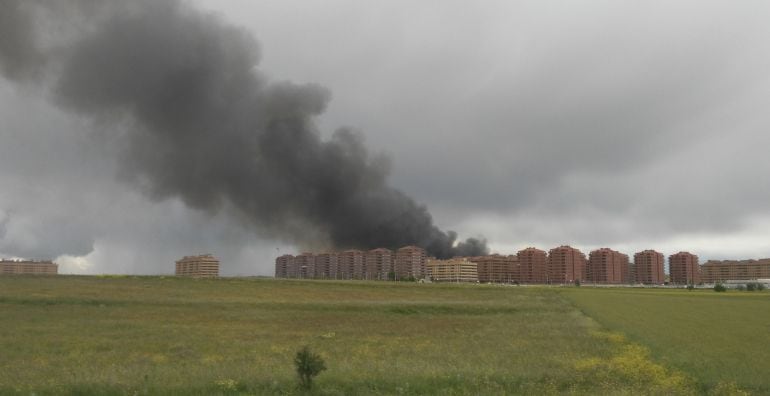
[0,276,765,395]
[561,287,770,394]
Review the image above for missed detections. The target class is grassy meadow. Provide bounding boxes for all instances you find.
[0,276,765,395]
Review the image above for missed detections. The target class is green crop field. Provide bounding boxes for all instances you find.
[561,287,770,394]
[0,276,765,395]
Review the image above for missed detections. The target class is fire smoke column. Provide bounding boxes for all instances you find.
[0,0,487,259]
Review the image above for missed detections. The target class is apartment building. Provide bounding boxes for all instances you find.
[394,246,427,280]
[587,248,629,284]
[0,259,58,275]
[274,254,293,278]
[427,257,478,283]
[339,249,365,280]
[470,254,519,283]
[669,252,700,284]
[294,253,315,279]
[365,248,393,280]
[313,252,338,279]
[517,247,547,284]
[175,254,219,277]
[700,259,770,283]
[547,246,586,284]
[633,250,665,284]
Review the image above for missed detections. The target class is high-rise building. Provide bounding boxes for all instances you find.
[547,246,586,284]
[314,252,338,279]
[365,248,393,280]
[587,248,629,284]
[175,254,219,277]
[471,254,519,283]
[517,247,547,284]
[669,252,700,285]
[633,250,665,284]
[339,250,365,280]
[0,259,58,275]
[394,246,427,280]
[701,259,770,283]
[275,254,294,278]
[294,253,316,279]
[427,257,478,282]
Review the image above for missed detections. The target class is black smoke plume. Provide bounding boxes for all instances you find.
[0,0,487,258]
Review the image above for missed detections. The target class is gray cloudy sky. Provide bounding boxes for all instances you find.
[2,1,770,275]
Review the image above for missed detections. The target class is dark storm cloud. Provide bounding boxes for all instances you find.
[0,0,486,259]
[3,0,770,271]
[0,1,44,81]
[201,0,770,259]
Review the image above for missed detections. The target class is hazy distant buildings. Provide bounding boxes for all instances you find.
[175,254,219,277]
[339,250,365,280]
[394,246,427,280]
[669,252,700,285]
[294,253,315,279]
[427,257,478,282]
[517,247,547,284]
[364,248,393,280]
[547,246,586,284]
[275,245,770,287]
[634,250,665,284]
[471,254,518,283]
[587,248,629,284]
[0,259,58,275]
[700,259,770,283]
[275,254,293,278]
[314,252,338,279]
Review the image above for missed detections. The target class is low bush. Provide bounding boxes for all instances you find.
[294,346,326,390]
[714,283,727,292]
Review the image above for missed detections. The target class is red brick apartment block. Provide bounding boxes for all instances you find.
[365,248,394,280]
[0,259,58,275]
[339,249,365,280]
[633,250,665,284]
[587,248,629,284]
[547,246,586,284]
[314,252,338,279]
[701,258,770,283]
[516,247,547,284]
[294,253,315,279]
[394,246,427,280]
[669,252,700,284]
[470,254,519,283]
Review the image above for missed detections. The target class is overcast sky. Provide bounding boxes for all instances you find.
[2,1,770,275]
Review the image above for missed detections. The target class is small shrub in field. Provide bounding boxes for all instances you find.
[714,283,727,292]
[745,283,756,291]
[294,345,326,390]
[574,280,581,287]
[758,283,766,291]
[737,284,746,291]
[686,284,694,291]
